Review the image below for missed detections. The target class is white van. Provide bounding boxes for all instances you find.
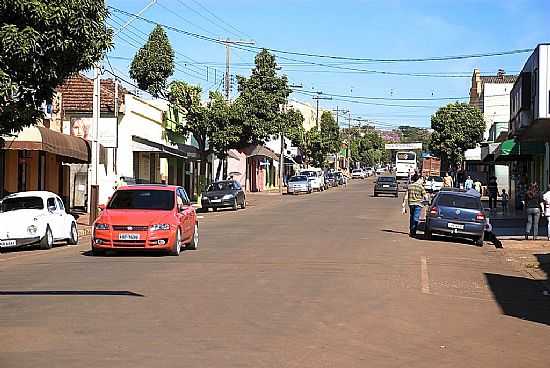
[299,168,326,192]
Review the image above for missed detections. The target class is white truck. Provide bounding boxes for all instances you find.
[299,168,326,192]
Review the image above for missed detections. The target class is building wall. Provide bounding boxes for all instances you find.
[288,99,320,132]
[482,83,514,139]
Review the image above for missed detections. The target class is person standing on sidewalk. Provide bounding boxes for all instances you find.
[464,175,474,190]
[402,174,427,238]
[524,183,544,240]
[487,176,499,209]
[443,172,453,188]
[543,185,550,240]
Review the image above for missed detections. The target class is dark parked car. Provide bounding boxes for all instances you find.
[334,172,346,186]
[424,188,485,245]
[374,176,398,197]
[201,180,245,211]
[324,173,337,187]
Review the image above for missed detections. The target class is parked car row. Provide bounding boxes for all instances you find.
[287,170,348,195]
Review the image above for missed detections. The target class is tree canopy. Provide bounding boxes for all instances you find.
[396,125,432,148]
[236,49,291,144]
[429,102,485,168]
[350,128,387,166]
[0,0,112,144]
[130,25,174,98]
[319,111,340,155]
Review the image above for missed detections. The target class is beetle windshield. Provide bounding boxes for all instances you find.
[1,196,44,212]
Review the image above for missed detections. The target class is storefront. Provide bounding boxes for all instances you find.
[1,126,90,206]
[243,145,279,192]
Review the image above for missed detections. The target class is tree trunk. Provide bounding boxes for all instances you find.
[197,151,209,197]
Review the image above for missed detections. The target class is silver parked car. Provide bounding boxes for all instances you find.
[287,175,312,194]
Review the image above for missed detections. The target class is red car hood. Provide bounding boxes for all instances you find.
[98,209,174,226]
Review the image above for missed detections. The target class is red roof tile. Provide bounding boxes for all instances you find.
[56,74,129,113]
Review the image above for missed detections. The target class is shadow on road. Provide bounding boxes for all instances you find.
[81,250,175,257]
[0,290,144,297]
[381,229,409,236]
[484,271,550,326]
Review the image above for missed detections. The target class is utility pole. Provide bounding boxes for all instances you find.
[89,0,158,216]
[347,111,352,170]
[312,92,332,129]
[279,85,303,194]
[220,39,255,101]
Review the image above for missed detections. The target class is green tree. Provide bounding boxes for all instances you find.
[167,81,210,194]
[236,49,291,144]
[0,0,112,144]
[396,125,432,149]
[130,25,174,98]
[303,128,325,168]
[350,129,387,166]
[319,111,340,154]
[429,102,485,168]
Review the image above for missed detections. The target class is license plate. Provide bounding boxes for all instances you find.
[447,223,464,230]
[211,199,222,203]
[383,185,390,188]
[0,240,17,247]
[119,233,140,241]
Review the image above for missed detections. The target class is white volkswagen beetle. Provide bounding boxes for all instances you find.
[0,191,79,250]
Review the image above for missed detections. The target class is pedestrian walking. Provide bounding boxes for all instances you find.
[474,179,482,194]
[543,185,550,240]
[464,175,474,190]
[501,189,509,212]
[487,176,498,209]
[524,183,544,240]
[402,173,427,238]
[443,172,453,188]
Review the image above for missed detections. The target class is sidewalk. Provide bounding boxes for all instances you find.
[482,199,548,239]
[500,239,550,293]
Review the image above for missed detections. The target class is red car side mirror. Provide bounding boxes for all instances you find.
[98,204,106,211]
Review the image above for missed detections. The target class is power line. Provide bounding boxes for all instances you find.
[188,0,252,39]
[109,10,223,79]
[108,7,532,67]
[173,0,247,39]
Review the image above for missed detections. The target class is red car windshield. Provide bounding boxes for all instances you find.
[108,190,175,210]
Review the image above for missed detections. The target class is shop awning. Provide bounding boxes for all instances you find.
[3,125,90,163]
[132,136,189,159]
[493,139,545,162]
[242,144,279,161]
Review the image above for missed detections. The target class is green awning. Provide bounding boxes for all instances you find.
[493,139,545,162]
[498,139,518,155]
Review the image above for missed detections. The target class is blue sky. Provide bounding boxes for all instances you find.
[106,0,550,129]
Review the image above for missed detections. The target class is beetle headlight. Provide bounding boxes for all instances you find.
[27,225,37,235]
[150,224,170,231]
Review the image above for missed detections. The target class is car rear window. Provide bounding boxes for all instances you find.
[378,177,395,182]
[289,176,307,182]
[436,194,480,210]
[108,190,175,210]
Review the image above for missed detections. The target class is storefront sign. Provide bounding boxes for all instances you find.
[385,143,423,150]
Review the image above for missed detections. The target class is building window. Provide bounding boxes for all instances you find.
[18,150,30,192]
[38,152,46,190]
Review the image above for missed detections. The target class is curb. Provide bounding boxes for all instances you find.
[78,228,92,237]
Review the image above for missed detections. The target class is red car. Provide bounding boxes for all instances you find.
[92,185,198,256]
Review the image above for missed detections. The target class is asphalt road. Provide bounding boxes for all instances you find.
[1,179,549,367]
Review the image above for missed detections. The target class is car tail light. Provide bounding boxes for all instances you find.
[429,206,438,216]
[476,212,485,221]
